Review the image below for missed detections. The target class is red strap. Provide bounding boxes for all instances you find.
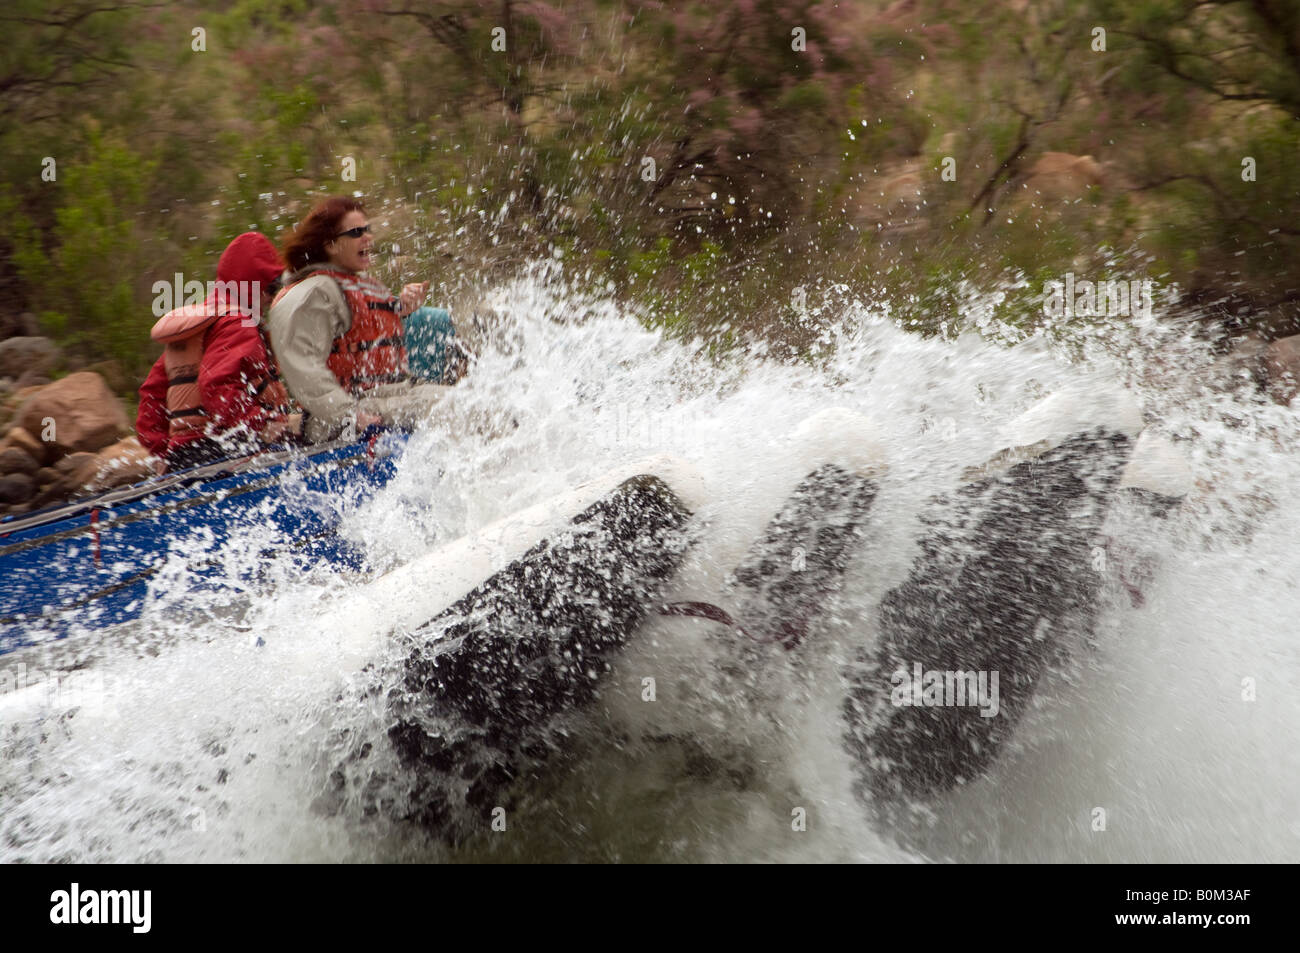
[89,507,102,567]
[658,601,808,650]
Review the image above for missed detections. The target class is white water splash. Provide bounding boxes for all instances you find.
[2,267,1297,862]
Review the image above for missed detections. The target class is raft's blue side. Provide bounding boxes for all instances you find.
[0,433,408,653]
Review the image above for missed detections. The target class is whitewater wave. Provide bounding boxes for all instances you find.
[2,266,1297,862]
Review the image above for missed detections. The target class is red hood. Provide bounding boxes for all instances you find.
[216,232,284,287]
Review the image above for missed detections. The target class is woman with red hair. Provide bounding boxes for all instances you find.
[269,197,449,443]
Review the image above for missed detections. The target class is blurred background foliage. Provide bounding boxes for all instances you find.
[1,0,1297,386]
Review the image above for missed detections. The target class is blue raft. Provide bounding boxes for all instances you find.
[0,433,409,654]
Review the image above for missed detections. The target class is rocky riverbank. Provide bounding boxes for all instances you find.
[0,335,152,520]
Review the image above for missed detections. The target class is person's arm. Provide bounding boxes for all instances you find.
[136,356,170,457]
[398,281,429,315]
[268,276,360,437]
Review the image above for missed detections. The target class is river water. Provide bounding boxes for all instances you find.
[2,268,1297,862]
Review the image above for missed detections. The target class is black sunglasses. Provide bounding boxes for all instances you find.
[334,224,372,239]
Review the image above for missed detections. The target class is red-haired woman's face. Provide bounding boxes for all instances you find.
[325,210,373,273]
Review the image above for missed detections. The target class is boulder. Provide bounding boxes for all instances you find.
[0,426,53,466]
[0,446,39,477]
[1,385,43,434]
[88,436,155,491]
[34,455,101,505]
[3,384,46,412]
[0,312,40,340]
[81,359,130,395]
[63,464,102,497]
[849,157,926,230]
[27,480,73,510]
[0,472,35,505]
[1022,152,1104,201]
[1264,334,1300,404]
[15,372,129,456]
[55,451,98,476]
[13,370,51,391]
[0,336,60,381]
[1205,332,1268,393]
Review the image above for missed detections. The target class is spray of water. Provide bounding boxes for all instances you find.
[2,266,1296,862]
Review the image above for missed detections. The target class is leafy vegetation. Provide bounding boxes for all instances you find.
[1,0,1297,388]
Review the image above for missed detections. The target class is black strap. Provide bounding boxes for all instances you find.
[348,372,408,393]
[331,336,403,355]
[165,406,208,420]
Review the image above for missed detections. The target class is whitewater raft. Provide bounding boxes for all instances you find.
[0,433,409,652]
[0,395,1190,848]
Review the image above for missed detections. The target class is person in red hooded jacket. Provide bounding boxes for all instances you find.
[136,233,302,472]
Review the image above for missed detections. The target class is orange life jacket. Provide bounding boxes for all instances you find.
[275,265,408,396]
[151,302,289,444]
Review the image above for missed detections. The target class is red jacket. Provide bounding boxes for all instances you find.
[137,232,288,459]
[136,315,287,458]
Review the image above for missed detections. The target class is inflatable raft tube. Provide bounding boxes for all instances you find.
[700,408,888,649]
[842,385,1145,804]
[318,454,707,843]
